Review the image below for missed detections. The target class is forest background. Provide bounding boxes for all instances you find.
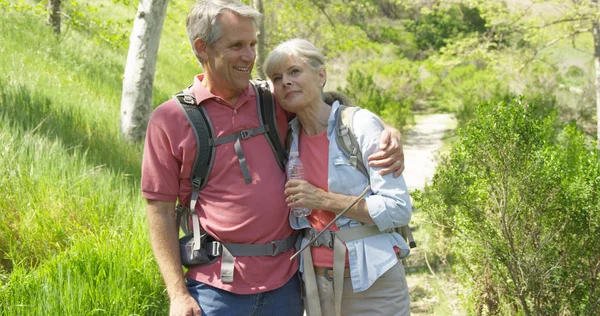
[0,0,599,315]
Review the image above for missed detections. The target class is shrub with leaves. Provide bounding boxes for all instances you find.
[406,3,487,52]
[420,97,600,315]
[340,70,413,131]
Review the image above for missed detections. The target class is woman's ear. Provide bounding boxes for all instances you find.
[319,67,327,87]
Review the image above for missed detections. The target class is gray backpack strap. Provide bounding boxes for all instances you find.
[335,105,368,178]
[174,89,216,250]
[208,235,297,257]
[251,79,288,171]
[211,125,269,184]
[210,234,298,283]
[334,104,416,249]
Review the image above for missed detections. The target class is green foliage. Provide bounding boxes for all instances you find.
[0,2,198,313]
[1,227,167,315]
[340,70,414,130]
[406,4,487,52]
[420,62,508,119]
[420,97,600,315]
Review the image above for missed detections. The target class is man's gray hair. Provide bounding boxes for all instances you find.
[186,0,261,59]
[264,38,326,78]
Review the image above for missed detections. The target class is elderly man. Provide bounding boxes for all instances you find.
[141,1,405,315]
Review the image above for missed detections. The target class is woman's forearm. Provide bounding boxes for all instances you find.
[321,191,375,225]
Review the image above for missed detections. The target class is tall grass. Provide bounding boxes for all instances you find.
[0,1,198,313]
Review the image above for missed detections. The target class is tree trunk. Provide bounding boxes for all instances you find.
[120,0,169,142]
[48,0,61,35]
[593,0,600,149]
[253,0,265,79]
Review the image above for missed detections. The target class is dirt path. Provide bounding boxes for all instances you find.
[402,113,462,315]
[403,113,456,191]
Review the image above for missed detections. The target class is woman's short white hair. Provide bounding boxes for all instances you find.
[264,38,326,78]
[186,0,261,60]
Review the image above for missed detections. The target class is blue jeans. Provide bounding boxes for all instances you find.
[186,274,303,316]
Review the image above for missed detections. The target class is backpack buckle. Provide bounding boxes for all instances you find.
[271,240,283,256]
[183,95,195,104]
[309,228,334,250]
[239,129,255,140]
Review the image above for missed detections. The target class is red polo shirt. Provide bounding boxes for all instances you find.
[141,75,298,294]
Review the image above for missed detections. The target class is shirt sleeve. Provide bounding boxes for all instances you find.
[352,109,412,231]
[141,103,183,202]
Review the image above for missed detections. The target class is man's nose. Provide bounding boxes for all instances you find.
[241,46,256,62]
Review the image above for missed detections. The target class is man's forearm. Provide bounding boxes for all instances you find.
[146,200,189,300]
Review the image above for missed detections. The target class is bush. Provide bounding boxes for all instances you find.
[419,63,508,119]
[420,97,600,315]
[406,4,487,52]
[340,70,414,131]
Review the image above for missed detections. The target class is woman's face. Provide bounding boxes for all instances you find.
[269,56,325,113]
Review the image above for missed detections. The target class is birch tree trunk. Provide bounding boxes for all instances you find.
[48,0,61,35]
[253,0,265,79]
[120,0,169,142]
[593,0,600,149]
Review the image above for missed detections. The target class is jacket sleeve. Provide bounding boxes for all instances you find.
[352,109,412,231]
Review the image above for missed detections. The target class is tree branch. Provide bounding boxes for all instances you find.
[307,0,336,27]
[519,28,591,72]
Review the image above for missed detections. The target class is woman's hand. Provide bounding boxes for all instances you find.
[286,180,375,224]
[284,179,327,211]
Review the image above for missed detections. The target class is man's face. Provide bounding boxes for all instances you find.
[197,11,257,101]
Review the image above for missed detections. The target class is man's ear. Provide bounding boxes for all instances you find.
[194,38,209,62]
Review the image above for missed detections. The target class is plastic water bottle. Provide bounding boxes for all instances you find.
[286,152,311,217]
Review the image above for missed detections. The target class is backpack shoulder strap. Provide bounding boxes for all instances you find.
[251,79,288,171]
[173,88,216,202]
[335,105,417,249]
[335,105,369,179]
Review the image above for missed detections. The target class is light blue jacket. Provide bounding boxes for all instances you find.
[289,101,412,292]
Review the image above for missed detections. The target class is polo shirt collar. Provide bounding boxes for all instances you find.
[189,74,255,109]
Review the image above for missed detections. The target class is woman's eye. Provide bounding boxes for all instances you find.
[291,69,300,75]
[272,76,281,83]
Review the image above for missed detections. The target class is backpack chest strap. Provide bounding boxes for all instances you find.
[210,125,269,184]
[303,225,384,250]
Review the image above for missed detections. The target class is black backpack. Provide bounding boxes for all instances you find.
[174,79,287,235]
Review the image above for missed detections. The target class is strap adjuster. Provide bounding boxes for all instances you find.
[271,240,283,256]
[183,95,195,104]
[239,129,255,140]
[210,241,222,257]
[309,229,334,250]
[323,267,334,282]
[191,178,202,190]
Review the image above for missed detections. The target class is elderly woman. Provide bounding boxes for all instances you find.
[264,38,412,316]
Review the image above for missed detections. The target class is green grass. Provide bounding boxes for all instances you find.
[404,209,465,316]
[0,1,200,313]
